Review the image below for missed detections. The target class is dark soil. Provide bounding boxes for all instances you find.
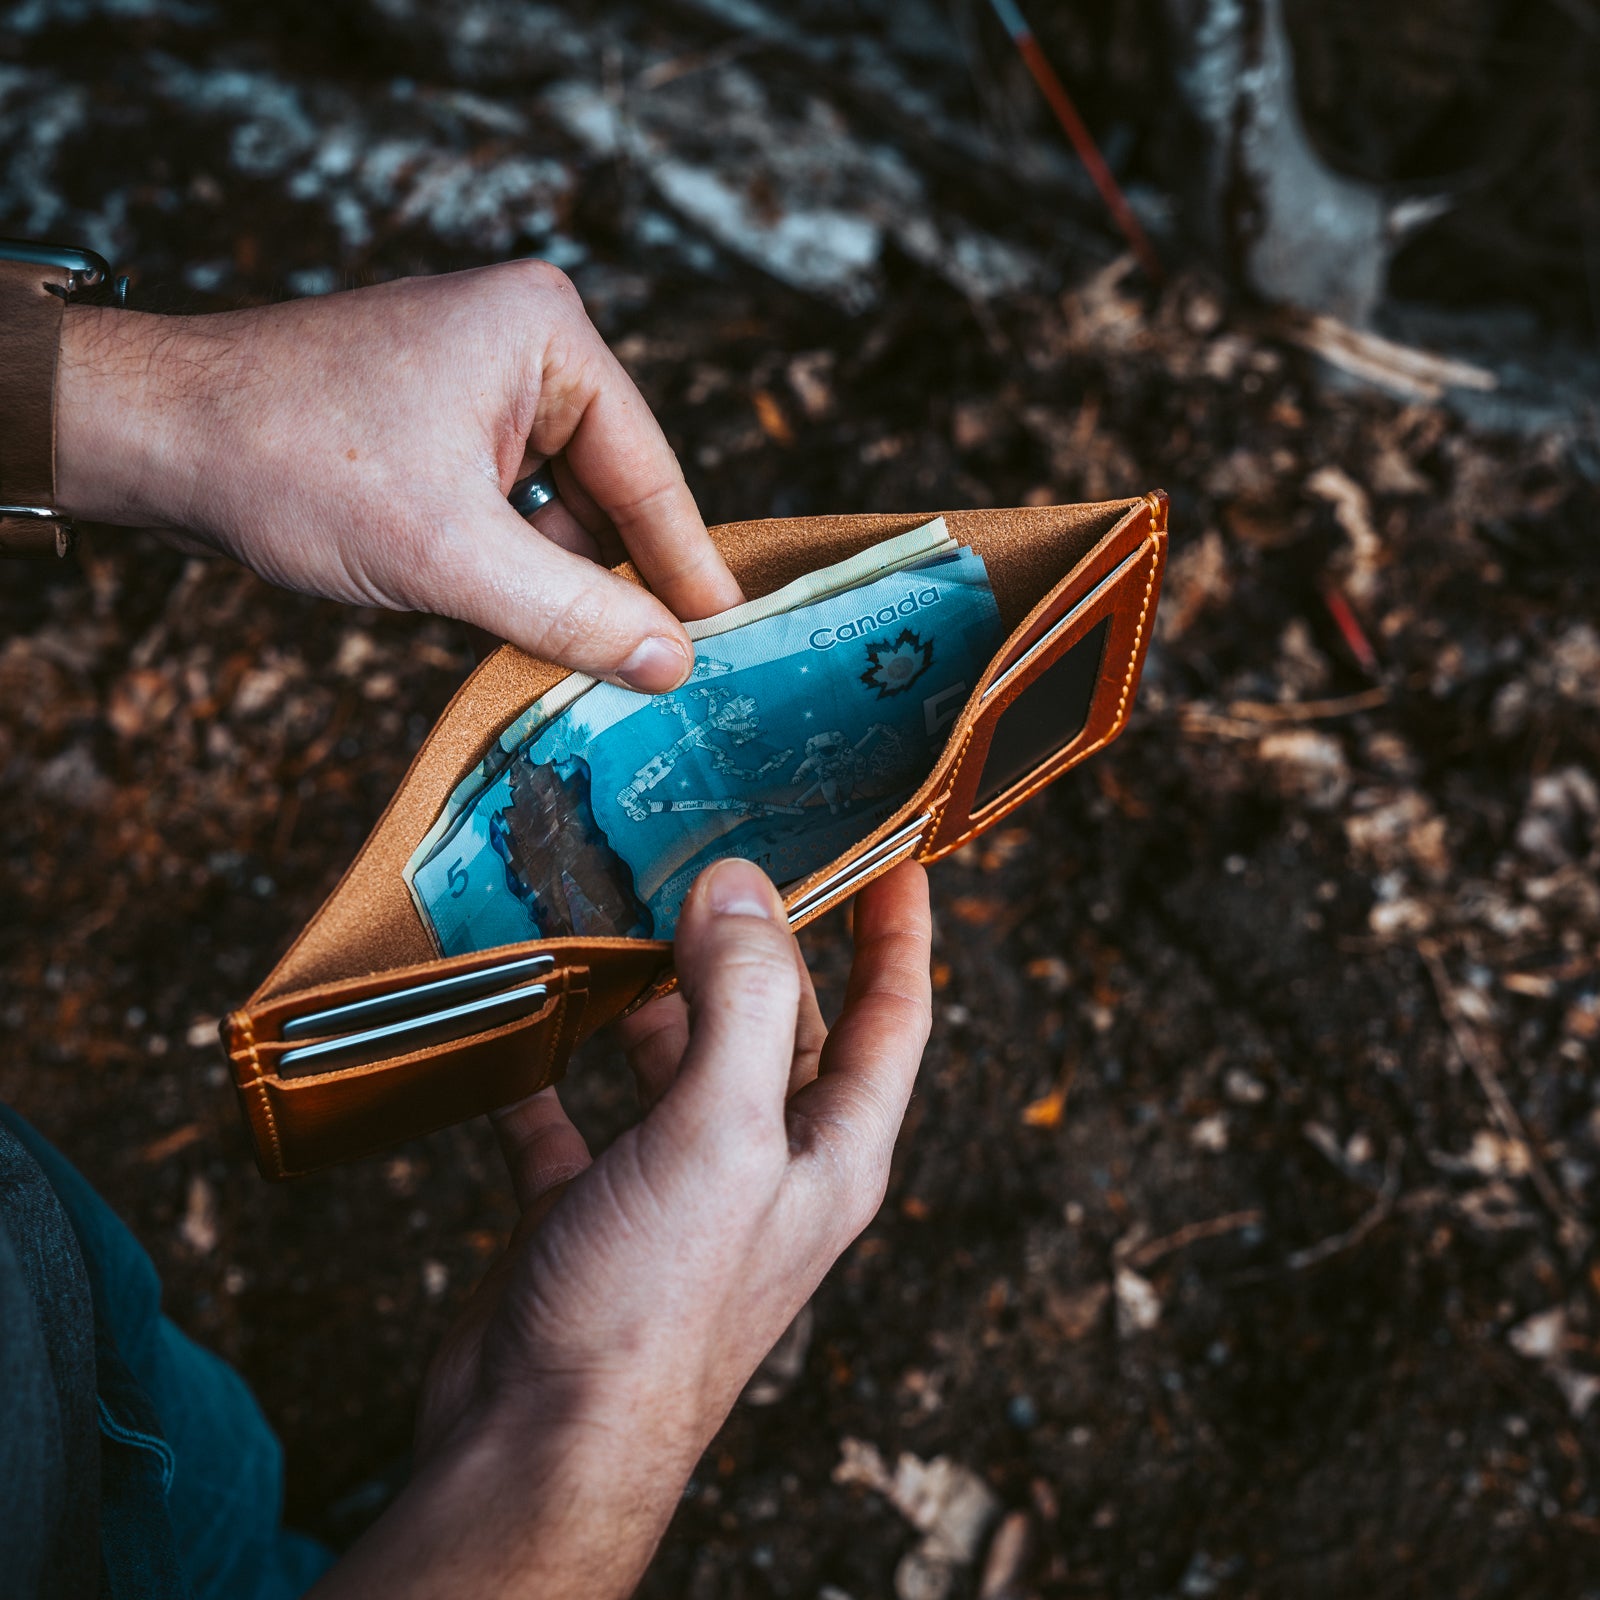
[1,5,1597,1598]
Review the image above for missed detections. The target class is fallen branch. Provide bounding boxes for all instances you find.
[1276,311,1498,401]
[1223,1138,1405,1284]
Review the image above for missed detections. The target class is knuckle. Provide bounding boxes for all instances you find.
[846,1167,891,1235]
[664,1065,788,1182]
[604,474,687,530]
[790,1110,892,1241]
[522,592,591,663]
[817,1142,890,1241]
[649,531,727,597]
[883,987,934,1049]
[700,933,801,1020]
[530,566,639,665]
[502,255,578,303]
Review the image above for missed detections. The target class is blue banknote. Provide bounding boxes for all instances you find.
[410,548,1003,953]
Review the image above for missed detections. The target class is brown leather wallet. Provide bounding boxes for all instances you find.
[224,492,1168,1178]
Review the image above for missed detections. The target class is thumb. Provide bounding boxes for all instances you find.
[658,858,801,1152]
[407,491,698,691]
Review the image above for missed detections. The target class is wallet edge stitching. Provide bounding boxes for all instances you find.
[237,1011,286,1177]
[929,522,1162,856]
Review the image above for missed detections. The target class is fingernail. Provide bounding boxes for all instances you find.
[616,635,691,693]
[704,858,776,920]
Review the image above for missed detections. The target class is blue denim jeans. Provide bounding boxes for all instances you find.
[0,1105,334,1600]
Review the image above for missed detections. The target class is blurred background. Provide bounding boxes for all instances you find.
[1,2,1597,1595]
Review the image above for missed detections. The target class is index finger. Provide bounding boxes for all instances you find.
[489,1087,593,1217]
[789,863,933,1169]
[530,320,744,623]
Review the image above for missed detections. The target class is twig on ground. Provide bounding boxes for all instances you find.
[1224,1140,1404,1284]
[1178,687,1389,740]
[1222,688,1391,724]
[1418,941,1589,1256]
[1121,1210,1263,1270]
[985,0,1164,282]
[1283,1138,1404,1272]
[634,36,762,91]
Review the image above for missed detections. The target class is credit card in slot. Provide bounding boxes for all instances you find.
[785,812,932,923]
[278,976,554,1075]
[281,953,556,1042]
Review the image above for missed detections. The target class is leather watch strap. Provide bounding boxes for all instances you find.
[0,255,73,558]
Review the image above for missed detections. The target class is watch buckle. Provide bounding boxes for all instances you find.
[0,506,76,558]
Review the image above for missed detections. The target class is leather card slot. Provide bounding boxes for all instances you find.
[779,511,1163,902]
[246,980,583,1177]
[276,978,553,1076]
[784,810,933,921]
[280,952,557,1043]
[788,833,925,922]
[248,981,559,1079]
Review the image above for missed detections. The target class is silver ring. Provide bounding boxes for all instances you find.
[509,466,559,518]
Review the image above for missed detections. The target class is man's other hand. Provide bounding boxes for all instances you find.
[312,859,932,1600]
[54,263,743,691]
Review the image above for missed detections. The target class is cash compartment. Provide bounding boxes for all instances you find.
[250,498,1148,1005]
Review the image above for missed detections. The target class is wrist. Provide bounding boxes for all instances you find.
[55,303,221,528]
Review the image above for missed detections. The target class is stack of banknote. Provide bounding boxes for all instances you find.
[404,517,1005,954]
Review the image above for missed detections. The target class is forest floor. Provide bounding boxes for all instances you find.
[2,4,1598,1597]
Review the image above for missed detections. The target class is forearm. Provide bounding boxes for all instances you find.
[55,303,228,529]
[309,1401,699,1600]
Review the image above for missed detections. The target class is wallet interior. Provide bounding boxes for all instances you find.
[225,495,1166,1175]
[251,496,1159,1006]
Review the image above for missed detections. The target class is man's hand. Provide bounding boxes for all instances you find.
[311,858,933,1600]
[55,263,742,690]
